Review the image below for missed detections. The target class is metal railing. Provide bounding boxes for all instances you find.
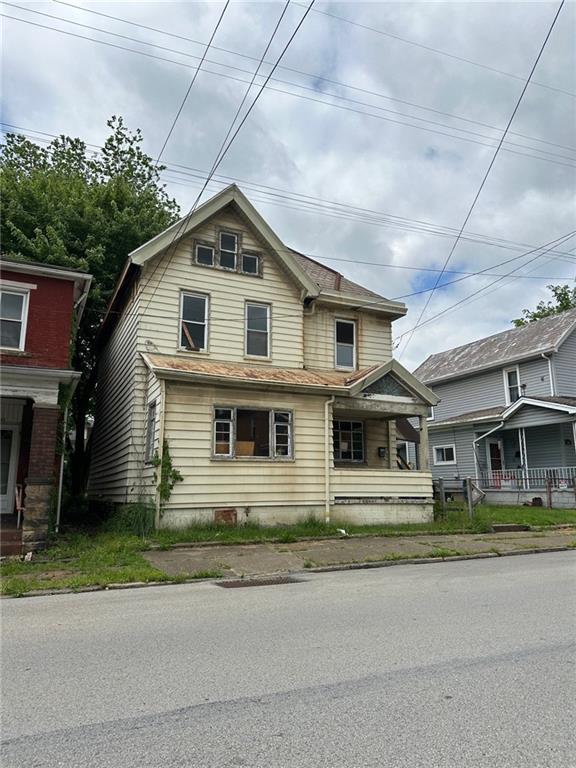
[480,467,576,490]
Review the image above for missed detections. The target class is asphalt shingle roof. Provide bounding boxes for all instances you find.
[290,250,387,302]
[414,308,576,384]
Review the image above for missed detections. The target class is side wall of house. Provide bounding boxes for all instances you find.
[137,207,305,368]
[554,329,576,395]
[428,424,488,480]
[303,304,393,370]
[428,357,552,421]
[88,285,146,503]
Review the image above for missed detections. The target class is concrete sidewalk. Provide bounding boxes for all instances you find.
[143,528,576,578]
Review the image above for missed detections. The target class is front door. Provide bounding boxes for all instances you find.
[0,428,18,515]
[487,440,504,472]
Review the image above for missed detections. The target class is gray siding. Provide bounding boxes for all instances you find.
[429,425,478,480]
[554,329,576,395]
[428,357,551,422]
[504,406,573,429]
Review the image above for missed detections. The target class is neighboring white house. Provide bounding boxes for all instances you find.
[89,185,438,528]
[413,309,576,507]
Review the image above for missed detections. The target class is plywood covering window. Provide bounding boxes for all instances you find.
[245,302,270,357]
[0,289,29,350]
[335,319,356,369]
[180,292,208,351]
[333,420,364,462]
[213,407,292,459]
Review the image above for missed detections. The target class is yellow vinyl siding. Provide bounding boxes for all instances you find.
[138,208,304,368]
[162,383,327,509]
[331,469,433,499]
[304,305,393,370]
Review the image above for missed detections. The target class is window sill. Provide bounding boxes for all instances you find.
[243,355,272,362]
[177,348,209,355]
[434,461,457,466]
[0,348,29,356]
[211,456,295,463]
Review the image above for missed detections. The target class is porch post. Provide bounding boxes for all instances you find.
[518,428,526,490]
[418,415,430,471]
[387,420,396,469]
[22,405,60,553]
[521,427,529,490]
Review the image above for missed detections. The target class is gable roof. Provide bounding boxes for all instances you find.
[414,308,576,385]
[428,396,576,428]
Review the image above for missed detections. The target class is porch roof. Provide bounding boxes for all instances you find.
[429,396,576,429]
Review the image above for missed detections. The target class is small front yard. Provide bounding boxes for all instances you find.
[1,505,575,597]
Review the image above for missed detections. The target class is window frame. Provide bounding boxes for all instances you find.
[245,301,271,359]
[427,406,435,421]
[145,401,157,463]
[218,229,240,271]
[179,291,209,353]
[212,406,293,460]
[334,318,357,370]
[503,365,521,405]
[433,444,457,465]
[0,287,30,352]
[194,241,215,267]
[333,419,365,463]
[241,251,261,276]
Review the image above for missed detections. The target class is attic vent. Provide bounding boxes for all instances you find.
[216,576,303,588]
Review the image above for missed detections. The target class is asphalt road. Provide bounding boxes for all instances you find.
[2,552,575,768]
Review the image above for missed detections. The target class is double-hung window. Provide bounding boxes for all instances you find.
[245,302,270,357]
[434,444,456,465]
[219,232,238,270]
[335,319,356,369]
[180,292,208,351]
[213,407,292,459]
[333,420,364,462]
[504,367,521,404]
[0,289,29,350]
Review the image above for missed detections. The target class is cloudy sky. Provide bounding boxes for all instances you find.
[2,0,575,369]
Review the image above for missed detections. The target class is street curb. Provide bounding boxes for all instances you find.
[2,545,573,599]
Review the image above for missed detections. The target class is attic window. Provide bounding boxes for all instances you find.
[241,253,260,275]
[219,232,238,270]
[196,243,214,266]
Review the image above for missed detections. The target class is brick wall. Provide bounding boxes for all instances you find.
[27,407,60,483]
[0,269,75,369]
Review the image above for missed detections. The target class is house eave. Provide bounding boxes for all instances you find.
[317,290,407,318]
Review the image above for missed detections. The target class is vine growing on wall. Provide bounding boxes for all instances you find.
[152,440,183,505]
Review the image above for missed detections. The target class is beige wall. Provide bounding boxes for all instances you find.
[138,207,305,368]
[304,304,393,370]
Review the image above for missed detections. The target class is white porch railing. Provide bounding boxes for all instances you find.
[480,467,576,490]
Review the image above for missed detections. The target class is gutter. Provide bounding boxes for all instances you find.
[324,396,335,524]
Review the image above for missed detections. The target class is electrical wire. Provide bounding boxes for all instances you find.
[398,0,566,360]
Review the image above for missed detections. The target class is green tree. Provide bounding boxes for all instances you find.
[512,284,576,327]
[0,117,180,496]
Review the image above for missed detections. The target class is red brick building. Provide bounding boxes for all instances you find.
[0,259,92,553]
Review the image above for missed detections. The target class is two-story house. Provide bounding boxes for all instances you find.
[0,258,92,553]
[414,310,576,507]
[89,185,438,527]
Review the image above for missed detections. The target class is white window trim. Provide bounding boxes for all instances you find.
[194,242,215,267]
[433,443,457,465]
[212,406,293,460]
[245,301,271,359]
[334,318,356,370]
[333,419,365,463]
[219,230,239,271]
[179,291,209,353]
[427,406,435,421]
[0,288,30,352]
[503,365,521,406]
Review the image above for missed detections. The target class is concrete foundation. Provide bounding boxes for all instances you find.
[483,489,576,509]
[331,499,434,525]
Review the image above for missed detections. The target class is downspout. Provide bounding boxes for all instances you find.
[541,353,556,395]
[324,395,335,524]
[55,405,68,534]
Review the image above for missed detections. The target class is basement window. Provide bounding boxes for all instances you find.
[213,407,293,459]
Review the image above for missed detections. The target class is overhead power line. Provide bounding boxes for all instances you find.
[154,1,230,165]
[48,0,576,155]
[398,0,567,360]
[292,1,576,99]
[2,121,576,272]
[3,11,575,170]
